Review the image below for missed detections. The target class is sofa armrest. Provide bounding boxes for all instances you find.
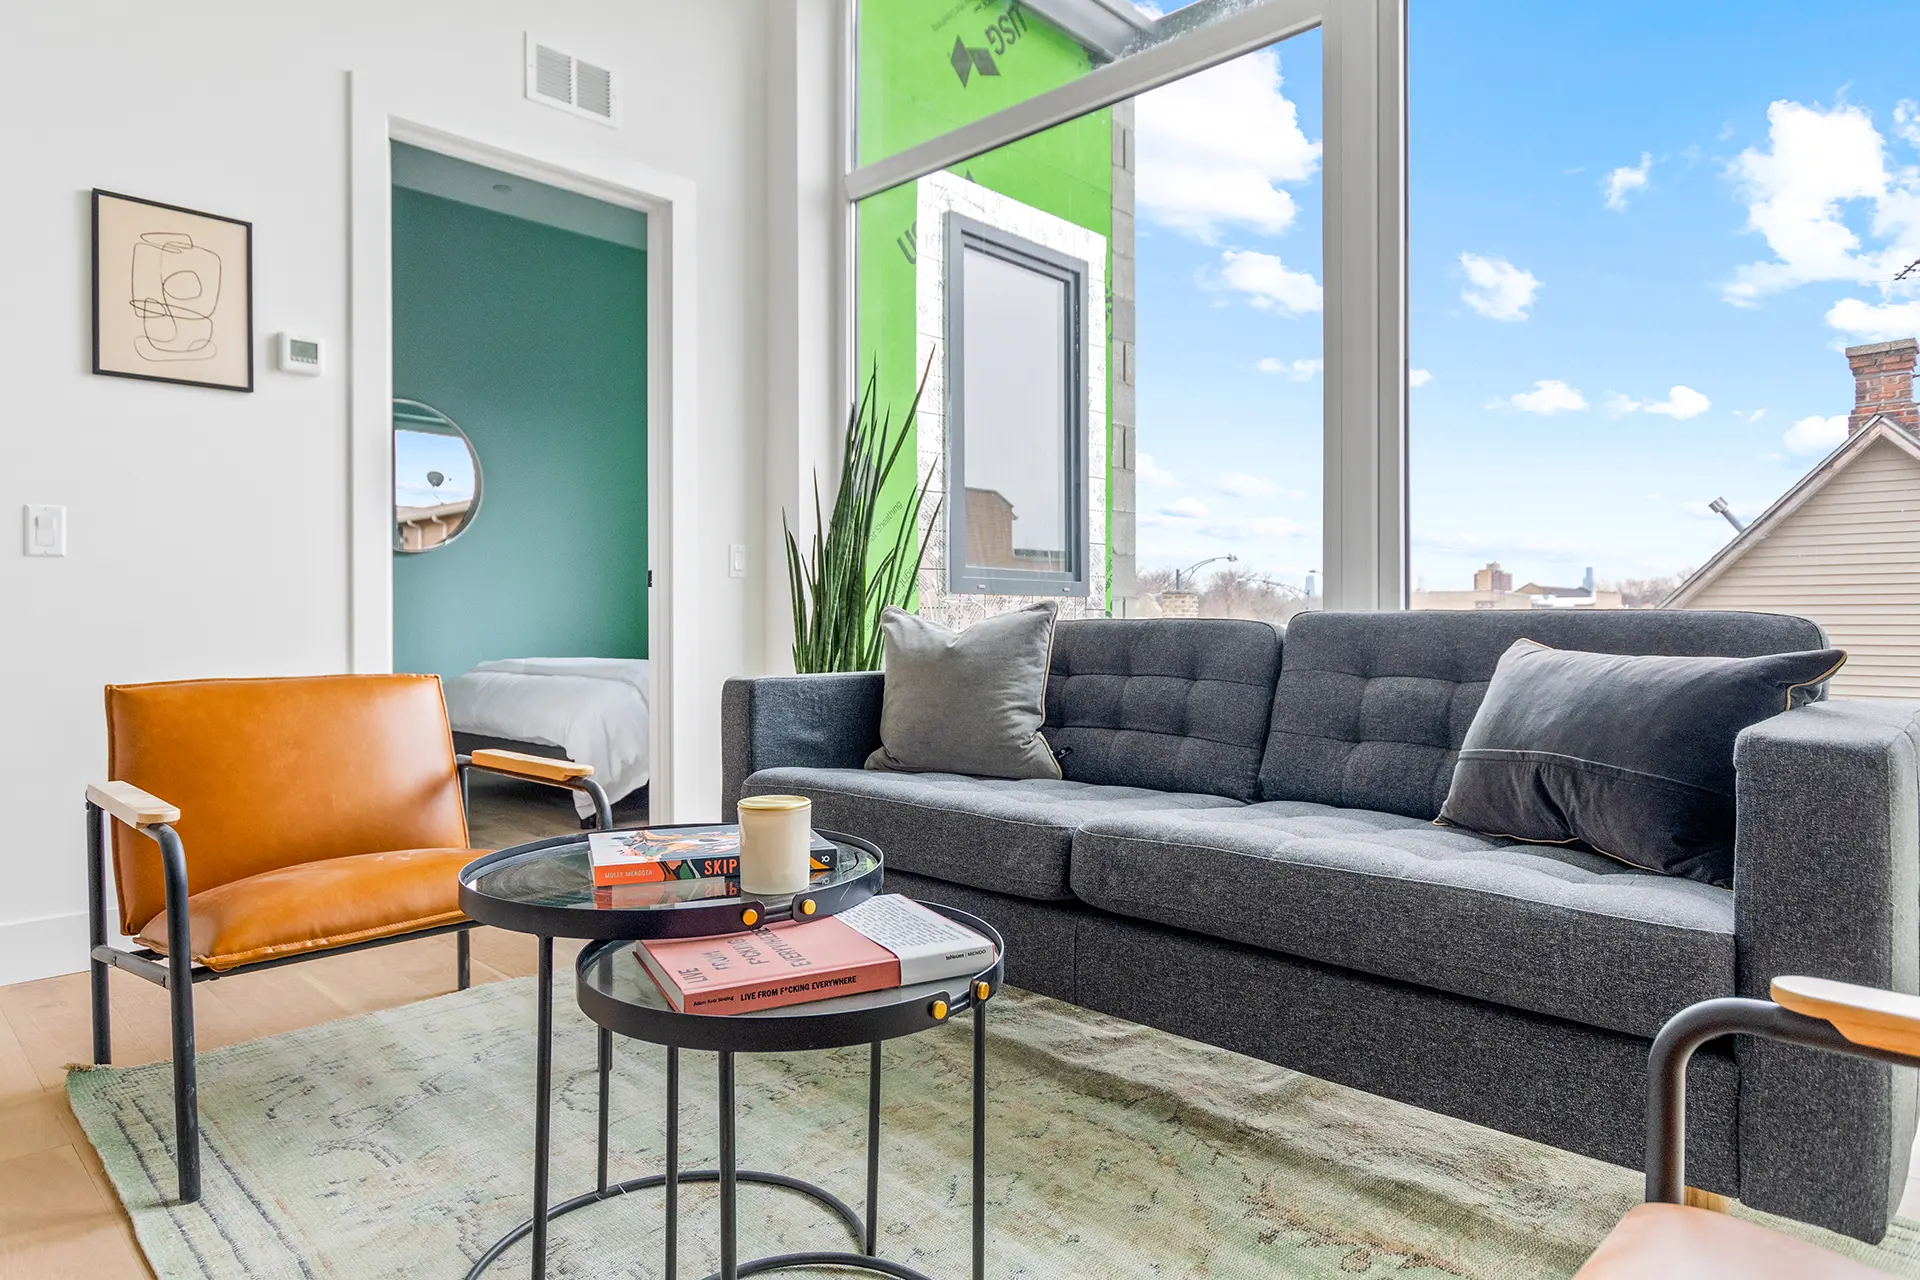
[1732,698,1920,1240]
[721,672,885,812]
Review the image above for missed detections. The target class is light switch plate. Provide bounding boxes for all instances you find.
[24,504,66,556]
[728,544,747,578]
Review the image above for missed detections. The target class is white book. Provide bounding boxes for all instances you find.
[832,894,997,986]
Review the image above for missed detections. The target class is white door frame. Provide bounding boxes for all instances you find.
[348,73,701,821]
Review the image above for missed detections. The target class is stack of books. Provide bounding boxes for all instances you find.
[587,825,841,886]
[636,894,996,1015]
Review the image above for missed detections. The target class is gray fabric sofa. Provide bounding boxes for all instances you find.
[722,610,1920,1241]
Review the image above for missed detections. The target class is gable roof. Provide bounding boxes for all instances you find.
[1665,415,1920,608]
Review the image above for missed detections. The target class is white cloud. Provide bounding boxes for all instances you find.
[1647,385,1712,419]
[1134,46,1321,242]
[1783,413,1848,454]
[1826,297,1920,341]
[1723,100,1920,304]
[1744,409,1767,423]
[1896,99,1920,148]
[1408,368,1431,388]
[1492,380,1587,415]
[1137,452,1179,487]
[1216,472,1282,499]
[1162,496,1211,520]
[1219,250,1323,314]
[1605,386,1712,419]
[1256,356,1322,380]
[1604,152,1652,211]
[1459,253,1541,321]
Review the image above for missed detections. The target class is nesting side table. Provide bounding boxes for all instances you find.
[456,827,886,1278]
[576,901,1004,1280]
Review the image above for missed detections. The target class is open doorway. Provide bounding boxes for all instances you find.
[388,140,651,843]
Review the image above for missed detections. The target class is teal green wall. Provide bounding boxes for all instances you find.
[392,187,647,678]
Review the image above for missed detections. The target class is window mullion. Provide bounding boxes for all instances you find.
[1321,0,1407,611]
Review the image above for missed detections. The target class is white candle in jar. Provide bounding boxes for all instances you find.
[737,795,813,894]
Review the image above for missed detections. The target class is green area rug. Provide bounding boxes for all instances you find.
[67,978,1920,1278]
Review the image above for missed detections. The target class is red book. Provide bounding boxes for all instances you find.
[589,826,840,886]
[635,895,995,1015]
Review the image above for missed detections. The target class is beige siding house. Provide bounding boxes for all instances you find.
[1668,417,1920,699]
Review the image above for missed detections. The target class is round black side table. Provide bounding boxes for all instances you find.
[575,903,1005,1280]
[457,828,884,1279]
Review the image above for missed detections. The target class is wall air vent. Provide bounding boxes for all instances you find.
[525,35,619,127]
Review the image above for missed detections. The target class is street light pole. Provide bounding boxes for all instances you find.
[1173,554,1237,591]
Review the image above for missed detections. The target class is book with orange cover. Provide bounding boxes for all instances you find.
[635,894,995,1014]
[588,825,840,886]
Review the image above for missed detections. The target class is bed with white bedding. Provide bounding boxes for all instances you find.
[443,657,650,818]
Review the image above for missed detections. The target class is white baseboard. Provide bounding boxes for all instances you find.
[0,911,91,986]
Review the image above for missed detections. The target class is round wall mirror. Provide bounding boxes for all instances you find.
[393,398,483,553]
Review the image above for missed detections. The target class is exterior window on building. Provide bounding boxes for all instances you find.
[946,216,1088,597]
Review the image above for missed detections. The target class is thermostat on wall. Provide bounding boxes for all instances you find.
[275,333,324,376]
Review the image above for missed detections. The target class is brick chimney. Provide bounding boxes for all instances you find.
[1845,338,1920,435]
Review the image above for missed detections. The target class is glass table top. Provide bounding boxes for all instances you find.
[463,826,880,918]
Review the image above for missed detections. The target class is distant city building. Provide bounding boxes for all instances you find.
[1666,338,1920,699]
[1415,562,1622,611]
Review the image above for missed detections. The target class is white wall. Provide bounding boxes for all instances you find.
[0,0,813,983]
[762,0,849,673]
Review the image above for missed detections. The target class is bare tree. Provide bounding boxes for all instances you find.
[1133,564,1313,625]
[1606,572,1695,609]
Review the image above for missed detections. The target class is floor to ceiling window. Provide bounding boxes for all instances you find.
[853,0,1330,625]
[1129,27,1322,621]
[1408,1,1920,619]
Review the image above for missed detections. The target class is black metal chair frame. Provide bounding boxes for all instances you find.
[85,754,612,1204]
[1645,994,1920,1205]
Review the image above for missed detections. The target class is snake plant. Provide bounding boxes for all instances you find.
[784,359,940,673]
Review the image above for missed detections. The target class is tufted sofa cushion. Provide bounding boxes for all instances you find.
[1258,609,1829,818]
[1070,800,1736,1038]
[740,767,1242,900]
[1044,618,1283,802]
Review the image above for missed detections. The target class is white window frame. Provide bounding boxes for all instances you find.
[843,0,1407,611]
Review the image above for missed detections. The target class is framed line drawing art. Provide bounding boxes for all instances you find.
[92,190,253,392]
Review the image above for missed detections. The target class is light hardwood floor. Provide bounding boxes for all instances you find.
[0,926,588,1280]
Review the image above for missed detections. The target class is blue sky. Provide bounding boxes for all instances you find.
[1131,0,1920,592]
[394,429,476,508]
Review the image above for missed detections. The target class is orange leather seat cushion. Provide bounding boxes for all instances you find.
[1575,1204,1889,1279]
[136,847,484,971]
[106,674,470,938]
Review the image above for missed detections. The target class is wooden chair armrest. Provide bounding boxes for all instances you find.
[469,748,595,783]
[87,781,181,828]
[1771,975,1920,1057]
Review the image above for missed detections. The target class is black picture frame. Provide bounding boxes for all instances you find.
[91,189,254,393]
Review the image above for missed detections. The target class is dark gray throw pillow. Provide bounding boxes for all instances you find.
[865,603,1062,780]
[1436,639,1845,885]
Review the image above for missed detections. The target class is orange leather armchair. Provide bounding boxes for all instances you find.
[84,674,609,1203]
[1577,976,1920,1279]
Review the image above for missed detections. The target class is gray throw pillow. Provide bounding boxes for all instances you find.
[865,603,1062,780]
[1436,638,1845,885]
